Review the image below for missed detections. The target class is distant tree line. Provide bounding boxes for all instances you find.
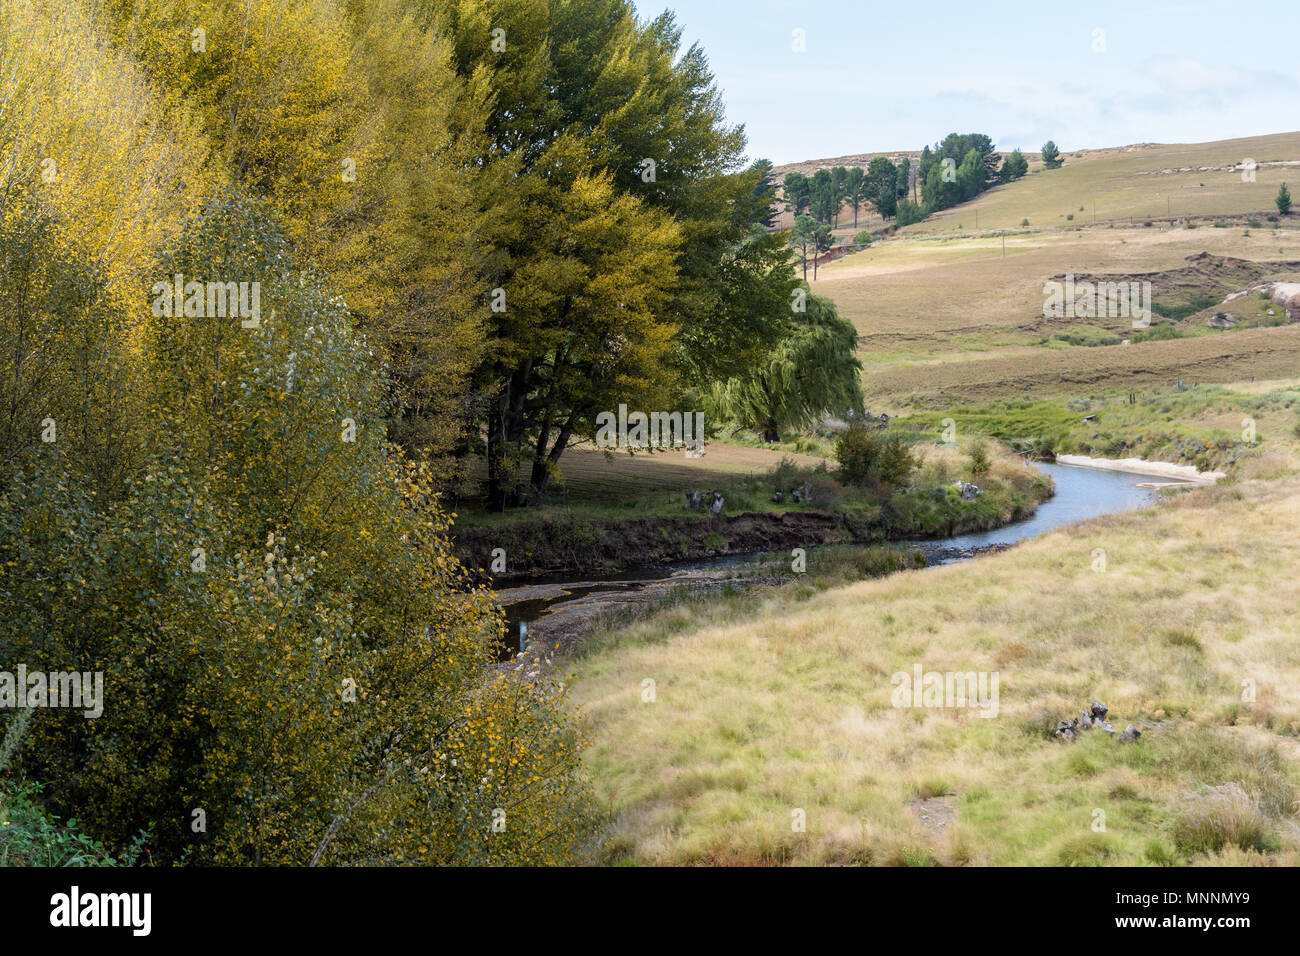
[784,134,1066,232]
[782,156,913,230]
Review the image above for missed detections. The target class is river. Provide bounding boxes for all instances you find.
[496,462,1171,655]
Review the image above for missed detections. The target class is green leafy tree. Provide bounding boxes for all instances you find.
[836,425,915,489]
[790,214,818,281]
[1277,182,1292,216]
[896,198,929,227]
[810,168,837,222]
[438,0,784,507]
[830,166,849,227]
[867,156,898,219]
[707,292,863,441]
[1001,149,1028,182]
[843,167,867,228]
[1041,140,1063,169]
[2,191,596,865]
[811,220,835,279]
[784,172,811,216]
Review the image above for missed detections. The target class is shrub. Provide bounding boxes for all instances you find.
[969,441,991,476]
[835,426,915,489]
[807,477,845,511]
[854,230,872,246]
[1020,218,1029,226]
[0,193,596,866]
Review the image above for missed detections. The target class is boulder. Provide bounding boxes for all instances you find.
[1270,282,1300,322]
[1118,724,1141,743]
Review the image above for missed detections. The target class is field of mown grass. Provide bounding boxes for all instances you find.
[569,429,1300,866]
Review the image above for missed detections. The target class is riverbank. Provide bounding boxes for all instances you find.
[1054,453,1227,484]
[456,452,1052,578]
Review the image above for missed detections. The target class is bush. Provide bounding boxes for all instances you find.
[0,193,596,866]
[1020,218,1030,226]
[835,426,915,489]
[854,230,872,246]
[969,441,991,476]
[807,477,845,511]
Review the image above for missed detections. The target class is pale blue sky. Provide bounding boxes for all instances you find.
[647,0,1300,165]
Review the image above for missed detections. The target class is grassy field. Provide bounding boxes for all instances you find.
[904,133,1300,236]
[570,431,1300,866]
[562,132,1300,867]
[799,135,1300,409]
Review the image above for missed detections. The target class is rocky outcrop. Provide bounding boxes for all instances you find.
[1054,700,1141,743]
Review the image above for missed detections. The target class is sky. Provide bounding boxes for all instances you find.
[648,0,1300,166]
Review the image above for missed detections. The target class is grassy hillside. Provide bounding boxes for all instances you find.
[905,133,1300,235]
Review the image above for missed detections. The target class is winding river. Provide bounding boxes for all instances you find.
[497,462,1171,654]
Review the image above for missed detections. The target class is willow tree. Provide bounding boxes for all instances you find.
[708,291,864,442]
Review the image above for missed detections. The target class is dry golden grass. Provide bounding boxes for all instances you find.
[904,133,1300,236]
[572,446,1300,865]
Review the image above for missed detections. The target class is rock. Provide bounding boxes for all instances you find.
[710,491,724,516]
[1100,721,1114,735]
[1208,312,1236,329]
[771,491,784,504]
[1270,282,1300,322]
[685,490,700,510]
[1082,414,1097,423]
[1089,700,1108,720]
[1118,724,1141,743]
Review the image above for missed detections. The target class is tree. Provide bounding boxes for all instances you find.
[958,148,984,201]
[844,166,868,228]
[811,220,835,279]
[1042,140,1063,169]
[895,157,912,200]
[437,0,783,507]
[707,292,863,441]
[2,187,597,865]
[866,156,898,219]
[784,172,811,216]
[896,199,929,227]
[1277,182,1292,216]
[790,215,817,280]
[810,168,838,222]
[836,425,915,489]
[830,165,849,227]
[1001,149,1028,182]
[104,0,491,485]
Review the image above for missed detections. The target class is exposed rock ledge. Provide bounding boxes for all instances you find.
[1055,454,1225,484]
